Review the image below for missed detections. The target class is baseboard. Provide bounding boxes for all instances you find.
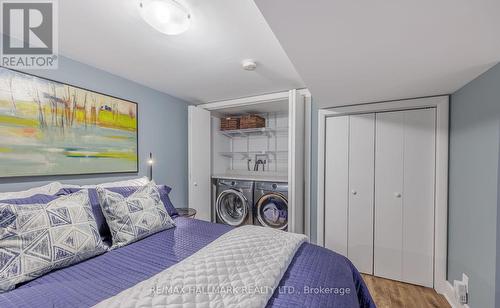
[440,281,470,308]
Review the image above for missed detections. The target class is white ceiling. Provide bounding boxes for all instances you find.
[255,0,500,108]
[58,0,304,104]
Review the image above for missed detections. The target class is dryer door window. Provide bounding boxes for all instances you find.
[256,193,288,230]
[216,189,248,226]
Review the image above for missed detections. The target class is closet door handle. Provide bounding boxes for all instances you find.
[394,192,402,198]
[351,190,357,195]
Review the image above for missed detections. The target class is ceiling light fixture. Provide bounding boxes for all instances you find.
[139,0,191,35]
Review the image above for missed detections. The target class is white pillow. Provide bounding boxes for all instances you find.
[0,182,63,200]
[82,176,150,188]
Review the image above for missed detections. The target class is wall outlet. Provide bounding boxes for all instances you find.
[454,280,467,304]
[453,273,469,305]
[462,273,469,290]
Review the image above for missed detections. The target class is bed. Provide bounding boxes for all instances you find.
[0,215,374,307]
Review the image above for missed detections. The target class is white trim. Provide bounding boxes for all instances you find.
[316,96,449,293]
[200,89,311,111]
[288,90,297,233]
[304,95,312,238]
[434,99,449,296]
[298,88,312,98]
[316,109,327,246]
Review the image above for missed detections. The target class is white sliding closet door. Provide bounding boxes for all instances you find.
[348,114,375,274]
[324,116,349,255]
[374,108,435,287]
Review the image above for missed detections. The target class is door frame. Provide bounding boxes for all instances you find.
[197,89,312,236]
[316,95,449,294]
[201,89,311,111]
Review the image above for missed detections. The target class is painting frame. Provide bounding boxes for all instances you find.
[0,66,139,178]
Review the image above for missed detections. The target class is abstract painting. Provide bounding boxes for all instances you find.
[0,67,138,177]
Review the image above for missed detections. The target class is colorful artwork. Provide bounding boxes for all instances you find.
[0,67,138,177]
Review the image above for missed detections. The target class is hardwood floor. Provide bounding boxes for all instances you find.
[361,274,450,308]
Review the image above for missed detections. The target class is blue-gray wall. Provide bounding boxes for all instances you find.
[448,63,500,308]
[0,56,189,207]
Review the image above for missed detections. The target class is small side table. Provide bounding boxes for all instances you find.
[176,207,197,218]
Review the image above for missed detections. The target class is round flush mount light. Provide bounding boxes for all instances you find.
[139,0,191,35]
[242,59,257,71]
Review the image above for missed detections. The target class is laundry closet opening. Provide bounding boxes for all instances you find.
[188,90,308,234]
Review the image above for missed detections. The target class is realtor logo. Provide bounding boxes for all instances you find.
[1,0,58,69]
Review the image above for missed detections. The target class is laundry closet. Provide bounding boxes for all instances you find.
[188,90,310,234]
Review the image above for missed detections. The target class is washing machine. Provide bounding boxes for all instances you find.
[215,179,254,226]
[253,181,288,230]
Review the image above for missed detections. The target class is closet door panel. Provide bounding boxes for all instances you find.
[374,111,404,280]
[324,116,349,256]
[348,113,375,273]
[402,109,435,287]
[188,106,212,221]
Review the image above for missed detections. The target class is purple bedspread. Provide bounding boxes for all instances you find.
[0,217,374,308]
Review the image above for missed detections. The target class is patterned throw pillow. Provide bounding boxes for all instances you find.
[96,181,175,249]
[0,190,107,292]
[56,185,179,243]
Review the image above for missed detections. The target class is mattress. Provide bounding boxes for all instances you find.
[0,217,374,308]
